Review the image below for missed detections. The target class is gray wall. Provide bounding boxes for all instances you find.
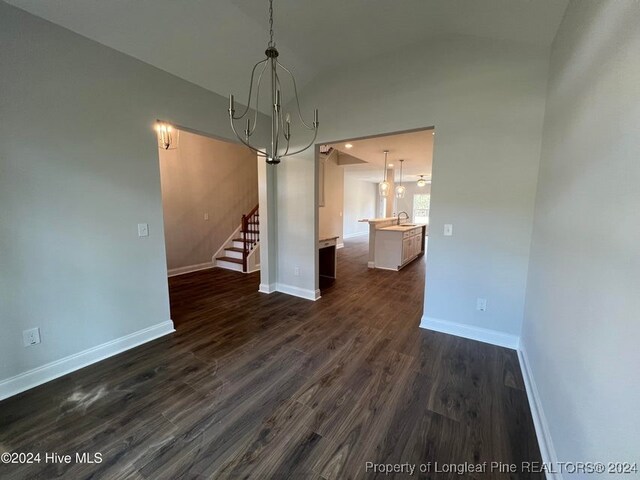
[0,3,266,383]
[278,34,549,333]
[343,177,377,239]
[159,131,258,271]
[522,0,640,467]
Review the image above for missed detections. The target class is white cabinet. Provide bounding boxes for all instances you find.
[402,237,412,263]
[374,226,425,270]
[402,234,421,263]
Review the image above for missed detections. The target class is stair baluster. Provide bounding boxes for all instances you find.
[241,204,259,273]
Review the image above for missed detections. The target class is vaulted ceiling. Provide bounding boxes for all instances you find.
[7,0,568,99]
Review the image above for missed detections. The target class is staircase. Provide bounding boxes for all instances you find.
[215,205,260,273]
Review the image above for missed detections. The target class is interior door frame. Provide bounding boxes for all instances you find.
[313,125,435,294]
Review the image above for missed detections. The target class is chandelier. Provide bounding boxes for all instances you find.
[228,0,318,165]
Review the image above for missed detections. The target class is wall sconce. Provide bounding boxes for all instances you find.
[155,121,175,150]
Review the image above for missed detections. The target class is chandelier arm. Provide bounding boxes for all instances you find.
[274,70,288,142]
[272,63,280,159]
[248,60,268,136]
[276,61,316,130]
[281,92,291,157]
[233,59,268,120]
[279,127,318,158]
[274,70,283,154]
[274,115,280,158]
[229,115,268,157]
[275,71,283,135]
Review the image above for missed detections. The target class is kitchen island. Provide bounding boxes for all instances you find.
[359,217,427,270]
[374,223,426,270]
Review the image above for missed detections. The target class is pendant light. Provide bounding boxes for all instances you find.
[379,150,390,197]
[395,159,406,198]
[228,0,318,165]
[417,175,428,187]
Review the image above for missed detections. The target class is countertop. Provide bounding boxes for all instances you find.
[319,236,339,243]
[359,217,398,224]
[378,224,426,232]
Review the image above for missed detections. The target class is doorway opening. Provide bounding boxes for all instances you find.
[316,127,435,308]
[155,123,262,327]
[412,194,431,225]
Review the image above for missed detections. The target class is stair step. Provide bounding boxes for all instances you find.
[215,259,243,272]
[241,230,260,234]
[223,247,243,260]
[233,238,256,244]
[216,256,243,265]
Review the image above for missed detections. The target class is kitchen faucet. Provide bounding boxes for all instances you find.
[397,211,410,225]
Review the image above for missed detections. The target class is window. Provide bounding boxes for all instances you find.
[413,194,430,224]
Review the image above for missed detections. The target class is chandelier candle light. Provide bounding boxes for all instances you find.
[379,150,390,197]
[395,159,406,198]
[228,0,318,165]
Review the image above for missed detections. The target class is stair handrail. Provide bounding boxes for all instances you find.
[241,204,259,272]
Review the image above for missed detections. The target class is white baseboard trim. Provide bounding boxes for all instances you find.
[259,283,276,294]
[276,283,321,301]
[367,261,375,269]
[343,231,368,239]
[419,316,520,350]
[0,320,175,401]
[518,345,560,480]
[168,262,213,277]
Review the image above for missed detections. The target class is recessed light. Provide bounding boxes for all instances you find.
[388,163,394,167]
[345,143,353,149]
[432,131,435,135]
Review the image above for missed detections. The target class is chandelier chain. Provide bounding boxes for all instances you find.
[268,0,274,47]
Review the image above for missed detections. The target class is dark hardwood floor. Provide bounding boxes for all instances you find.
[0,236,542,479]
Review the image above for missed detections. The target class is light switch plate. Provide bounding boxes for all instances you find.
[444,224,453,236]
[477,298,487,312]
[23,327,41,347]
[138,223,149,237]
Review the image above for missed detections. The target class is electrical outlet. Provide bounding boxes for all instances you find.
[204,213,209,221]
[294,266,300,276]
[477,298,487,312]
[23,328,41,347]
[444,224,453,236]
[137,223,149,237]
